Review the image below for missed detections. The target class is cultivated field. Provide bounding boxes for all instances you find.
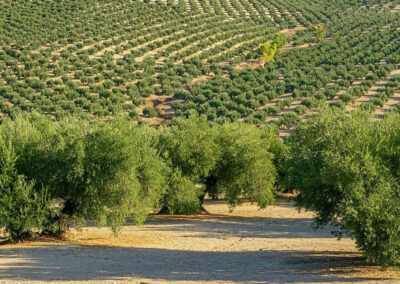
[0,0,399,135]
[2,1,400,281]
[1,198,400,283]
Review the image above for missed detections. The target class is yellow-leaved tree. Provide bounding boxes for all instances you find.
[312,24,326,43]
[260,33,287,65]
[260,42,277,64]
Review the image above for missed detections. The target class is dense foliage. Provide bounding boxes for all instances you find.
[259,34,287,64]
[158,114,280,213]
[0,114,280,241]
[0,114,169,238]
[0,0,398,129]
[286,109,400,266]
[0,142,51,242]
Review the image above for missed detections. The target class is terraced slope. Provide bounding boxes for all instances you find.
[0,0,399,131]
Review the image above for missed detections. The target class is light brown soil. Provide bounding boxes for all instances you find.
[1,198,399,283]
[279,26,305,36]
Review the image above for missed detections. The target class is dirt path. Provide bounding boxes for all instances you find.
[1,198,399,283]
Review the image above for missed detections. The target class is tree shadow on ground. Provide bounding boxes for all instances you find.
[143,215,334,239]
[0,246,387,283]
[0,198,391,282]
[141,197,336,239]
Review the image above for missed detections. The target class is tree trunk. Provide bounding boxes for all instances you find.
[198,191,209,214]
[157,204,170,215]
[41,199,74,238]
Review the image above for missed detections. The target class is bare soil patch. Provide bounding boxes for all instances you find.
[1,198,399,283]
[279,26,305,36]
[236,59,262,70]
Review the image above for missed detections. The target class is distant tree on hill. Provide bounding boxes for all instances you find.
[260,42,278,64]
[260,33,287,64]
[143,106,158,117]
[312,24,326,43]
[273,33,287,54]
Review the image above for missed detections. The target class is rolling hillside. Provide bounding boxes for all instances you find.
[0,0,399,133]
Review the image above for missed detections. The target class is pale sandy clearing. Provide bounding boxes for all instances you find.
[1,198,400,283]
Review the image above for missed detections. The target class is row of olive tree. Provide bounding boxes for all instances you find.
[0,113,282,242]
[3,109,399,266]
[285,109,400,266]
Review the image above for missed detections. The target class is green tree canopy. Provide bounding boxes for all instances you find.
[207,123,278,209]
[260,33,287,64]
[312,24,326,43]
[0,114,168,236]
[260,42,278,64]
[286,109,400,266]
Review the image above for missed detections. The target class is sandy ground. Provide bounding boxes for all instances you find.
[1,198,400,284]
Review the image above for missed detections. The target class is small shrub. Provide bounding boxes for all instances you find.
[143,107,158,117]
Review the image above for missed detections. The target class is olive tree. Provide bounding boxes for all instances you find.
[0,114,168,238]
[157,114,219,213]
[158,114,280,213]
[286,109,400,266]
[0,138,51,242]
[207,123,278,209]
[312,24,326,43]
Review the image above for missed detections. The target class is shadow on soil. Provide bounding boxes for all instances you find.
[0,199,389,282]
[0,246,384,283]
[142,198,335,239]
[143,216,332,239]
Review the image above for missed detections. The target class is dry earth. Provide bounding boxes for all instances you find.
[1,198,400,284]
